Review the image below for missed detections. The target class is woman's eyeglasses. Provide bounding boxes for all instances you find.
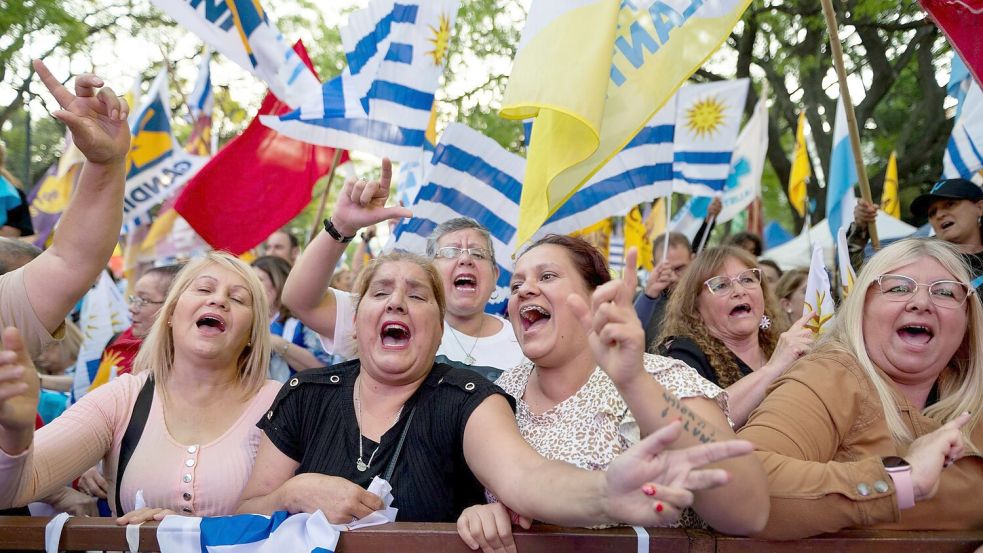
[128,295,164,309]
[874,274,974,308]
[704,268,762,296]
[434,247,492,261]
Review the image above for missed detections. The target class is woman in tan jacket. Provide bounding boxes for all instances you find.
[739,238,983,539]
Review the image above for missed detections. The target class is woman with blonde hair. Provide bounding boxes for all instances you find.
[739,238,983,538]
[657,246,815,426]
[0,252,279,523]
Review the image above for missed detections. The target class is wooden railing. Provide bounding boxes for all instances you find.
[0,517,981,552]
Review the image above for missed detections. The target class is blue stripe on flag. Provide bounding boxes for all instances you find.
[627,124,674,147]
[549,163,673,219]
[670,171,726,190]
[948,137,972,177]
[199,511,290,547]
[279,115,427,146]
[672,151,732,164]
[416,185,517,243]
[364,81,434,111]
[385,43,414,64]
[435,144,523,204]
[964,128,983,170]
[394,216,438,239]
[346,4,419,74]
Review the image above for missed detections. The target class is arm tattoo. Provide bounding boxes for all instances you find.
[659,389,718,444]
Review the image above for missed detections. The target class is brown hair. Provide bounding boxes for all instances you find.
[252,255,294,323]
[519,234,612,291]
[652,232,691,257]
[657,246,784,386]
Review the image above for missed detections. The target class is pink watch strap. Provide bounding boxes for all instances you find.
[887,469,915,510]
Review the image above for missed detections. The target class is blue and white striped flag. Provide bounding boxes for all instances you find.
[943,80,983,180]
[826,97,859,242]
[672,79,749,196]
[261,0,460,160]
[157,511,340,553]
[70,272,131,403]
[188,48,214,120]
[391,123,521,312]
[148,0,320,109]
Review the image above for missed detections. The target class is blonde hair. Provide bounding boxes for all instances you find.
[657,246,784,386]
[820,238,983,447]
[133,251,270,398]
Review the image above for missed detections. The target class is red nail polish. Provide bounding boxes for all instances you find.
[656,503,664,513]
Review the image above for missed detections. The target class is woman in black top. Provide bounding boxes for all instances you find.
[237,168,754,529]
[658,246,815,428]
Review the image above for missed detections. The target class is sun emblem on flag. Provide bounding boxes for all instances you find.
[804,291,833,334]
[427,13,452,66]
[685,96,727,139]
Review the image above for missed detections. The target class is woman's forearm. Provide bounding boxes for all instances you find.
[281,229,348,338]
[721,365,783,428]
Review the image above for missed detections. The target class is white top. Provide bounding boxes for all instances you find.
[319,288,526,372]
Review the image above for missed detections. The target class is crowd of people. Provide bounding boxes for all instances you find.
[0,62,980,552]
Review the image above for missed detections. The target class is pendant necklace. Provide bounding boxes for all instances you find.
[354,376,403,472]
[448,316,485,365]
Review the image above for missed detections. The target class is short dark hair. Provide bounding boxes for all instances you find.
[143,264,183,294]
[251,255,293,322]
[758,258,782,278]
[273,229,299,249]
[519,234,611,291]
[724,232,763,256]
[652,232,691,257]
[0,237,41,275]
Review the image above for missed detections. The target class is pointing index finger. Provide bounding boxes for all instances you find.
[32,59,75,110]
[621,248,639,300]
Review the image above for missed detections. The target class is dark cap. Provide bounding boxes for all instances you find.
[911,178,983,217]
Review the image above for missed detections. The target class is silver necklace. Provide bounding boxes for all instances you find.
[448,316,485,365]
[354,377,403,472]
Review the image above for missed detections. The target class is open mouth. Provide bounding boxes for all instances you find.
[729,303,752,317]
[380,321,411,349]
[196,314,226,334]
[898,324,933,346]
[453,273,477,293]
[940,221,955,231]
[519,304,552,331]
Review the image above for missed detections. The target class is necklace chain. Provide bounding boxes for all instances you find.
[448,316,485,365]
[354,376,403,472]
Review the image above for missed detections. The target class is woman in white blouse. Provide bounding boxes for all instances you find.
[457,235,769,552]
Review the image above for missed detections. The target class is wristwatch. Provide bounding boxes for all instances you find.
[323,218,356,243]
[881,456,915,510]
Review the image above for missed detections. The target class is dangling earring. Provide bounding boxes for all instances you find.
[490,290,500,300]
[759,315,771,330]
[167,320,172,327]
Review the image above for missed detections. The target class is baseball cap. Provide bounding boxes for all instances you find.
[910,178,983,218]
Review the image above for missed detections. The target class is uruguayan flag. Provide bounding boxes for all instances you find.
[157,511,339,553]
[148,0,320,108]
[188,48,214,119]
[391,123,521,312]
[826,97,859,242]
[70,272,131,403]
[718,91,768,223]
[262,0,460,160]
[672,79,749,196]
[943,80,983,180]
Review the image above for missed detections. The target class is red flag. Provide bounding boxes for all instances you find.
[921,0,983,85]
[175,41,347,254]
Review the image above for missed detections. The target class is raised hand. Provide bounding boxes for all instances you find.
[905,412,971,502]
[456,502,531,553]
[644,258,679,298]
[853,199,878,228]
[0,327,40,455]
[603,420,753,527]
[766,309,815,374]
[331,158,413,237]
[569,248,647,388]
[33,59,130,165]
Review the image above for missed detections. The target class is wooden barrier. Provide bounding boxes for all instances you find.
[0,517,980,552]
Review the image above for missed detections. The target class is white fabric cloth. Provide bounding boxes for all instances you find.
[320,288,526,372]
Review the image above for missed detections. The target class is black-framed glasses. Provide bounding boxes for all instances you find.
[434,246,492,262]
[874,274,974,308]
[704,268,762,296]
[128,295,164,309]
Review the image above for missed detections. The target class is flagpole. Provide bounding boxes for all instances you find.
[307,148,346,245]
[819,0,880,249]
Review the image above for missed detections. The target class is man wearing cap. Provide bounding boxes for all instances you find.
[848,178,983,290]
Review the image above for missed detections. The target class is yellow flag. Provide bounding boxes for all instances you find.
[881,150,900,218]
[788,112,810,217]
[624,205,653,271]
[646,198,667,241]
[503,0,752,247]
[570,218,613,260]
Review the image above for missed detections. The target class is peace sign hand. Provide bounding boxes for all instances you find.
[33,59,130,165]
[569,247,647,388]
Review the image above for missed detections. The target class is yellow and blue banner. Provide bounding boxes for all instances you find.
[881,150,899,218]
[502,0,752,247]
[70,271,131,403]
